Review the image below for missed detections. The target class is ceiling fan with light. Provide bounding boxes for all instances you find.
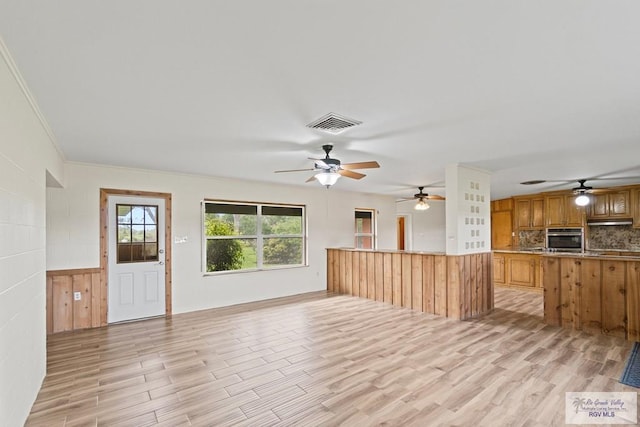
[572,180,593,206]
[274,144,380,187]
[520,176,640,206]
[396,187,445,211]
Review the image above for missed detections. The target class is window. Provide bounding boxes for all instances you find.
[116,204,159,263]
[203,201,305,273]
[355,209,376,249]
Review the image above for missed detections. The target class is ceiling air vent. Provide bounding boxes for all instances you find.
[306,112,362,135]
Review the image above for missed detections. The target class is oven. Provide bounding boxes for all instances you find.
[546,228,584,252]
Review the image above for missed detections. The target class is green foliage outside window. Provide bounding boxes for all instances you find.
[205,218,244,272]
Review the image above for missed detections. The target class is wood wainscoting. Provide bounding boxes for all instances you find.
[46,268,102,334]
[326,249,493,320]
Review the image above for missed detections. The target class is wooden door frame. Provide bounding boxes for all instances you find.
[99,188,172,326]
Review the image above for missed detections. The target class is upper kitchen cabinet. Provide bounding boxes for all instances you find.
[633,188,640,228]
[514,196,544,230]
[545,194,584,227]
[491,198,513,249]
[588,190,631,219]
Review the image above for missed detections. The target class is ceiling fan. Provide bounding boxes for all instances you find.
[274,144,380,187]
[396,187,445,211]
[520,176,640,206]
[572,179,593,206]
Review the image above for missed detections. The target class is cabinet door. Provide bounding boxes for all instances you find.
[589,194,609,218]
[515,199,532,229]
[531,198,545,229]
[634,189,640,228]
[507,256,536,287]
[491,210,513,249]
[545,196,566,227]
[565,195,585,226]
[493,255,505,284]
[609,190,630,217]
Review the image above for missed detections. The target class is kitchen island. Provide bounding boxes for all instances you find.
[326,248,493,320]
[541,252,640,342]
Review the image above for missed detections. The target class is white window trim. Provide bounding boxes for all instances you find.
[202,200,307,275]
[355,208,377,250]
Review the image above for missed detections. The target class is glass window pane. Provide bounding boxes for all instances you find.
[144,206,157,225]
[356,236,373,249]
[131,206,145,224]
[145,225,157,242]
[130,243,144,262]
[144,243,158,261]
[263,237,303,266]
[117,205,131,224]
[118,225,131,243]
[262,214,302,235]
[206,238,257,272]
[117,244,131,263]
[132,225,144,242]
[204,213,257,236]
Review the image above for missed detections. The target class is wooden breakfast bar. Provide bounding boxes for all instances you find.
[326,248,493,320]
[542,253,640,342]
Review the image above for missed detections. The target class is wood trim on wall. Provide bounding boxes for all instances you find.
[99,188,173,326]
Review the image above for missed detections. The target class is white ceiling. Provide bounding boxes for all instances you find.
[2,1,640,199]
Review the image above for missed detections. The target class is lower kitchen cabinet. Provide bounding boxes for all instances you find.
[492,252,541,291]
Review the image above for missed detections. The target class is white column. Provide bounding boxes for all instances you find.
[445,164,491,255]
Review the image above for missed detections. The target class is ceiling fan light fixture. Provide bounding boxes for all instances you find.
[315,171,340,187]
[414,199,430,211]
[575,193,590,206]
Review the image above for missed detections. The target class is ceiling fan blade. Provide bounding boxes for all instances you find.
[341,161,380,170]
[274,168,315,173]
[305,175,317,183]
[395,198,415,203]
[314,160,330,169]
[339,169,366,180]
[426,195,445,200]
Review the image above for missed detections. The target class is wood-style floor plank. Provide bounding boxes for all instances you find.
[26,287,637,426]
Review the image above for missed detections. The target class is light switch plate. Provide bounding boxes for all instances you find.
[74,291,81,301]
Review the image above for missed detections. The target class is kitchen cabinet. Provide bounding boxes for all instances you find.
[492,252,541,291]
[514,196,544,230]
[545,194,584,227]
[493,254,505,285]
[491,198,513,249]
[634,189,640,228]
[491,210,513,249]
[588,190,631,219]
[491,198,513,212]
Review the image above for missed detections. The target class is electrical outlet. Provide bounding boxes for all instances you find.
[74,291,81,301]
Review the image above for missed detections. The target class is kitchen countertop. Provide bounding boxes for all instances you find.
[493,248,640,261]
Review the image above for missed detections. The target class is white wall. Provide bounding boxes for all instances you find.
[47,162,396,314]
[0,40,64,426]
[396,201,446,252]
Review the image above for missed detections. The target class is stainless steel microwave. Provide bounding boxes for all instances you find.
[546,228,584,252]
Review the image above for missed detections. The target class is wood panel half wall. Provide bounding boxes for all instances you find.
[46,268,101,334]
[326,249,493,320]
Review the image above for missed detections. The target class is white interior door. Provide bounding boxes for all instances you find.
[108,195,166,323]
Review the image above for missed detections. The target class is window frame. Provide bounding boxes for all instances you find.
[354,208,377,249]
[202,200,307,275]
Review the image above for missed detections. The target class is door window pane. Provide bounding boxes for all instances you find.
[116,204,159,263]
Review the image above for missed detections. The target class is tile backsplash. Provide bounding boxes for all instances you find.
[588,225,640,250]
[518,230,545,248]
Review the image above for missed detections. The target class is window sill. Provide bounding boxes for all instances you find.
[203,264,308,277]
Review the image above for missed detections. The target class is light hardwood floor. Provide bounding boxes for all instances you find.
[26,287,637,426]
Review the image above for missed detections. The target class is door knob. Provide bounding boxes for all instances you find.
[158,261,164,265]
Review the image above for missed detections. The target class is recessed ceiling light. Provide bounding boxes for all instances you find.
[520,180,546,185]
